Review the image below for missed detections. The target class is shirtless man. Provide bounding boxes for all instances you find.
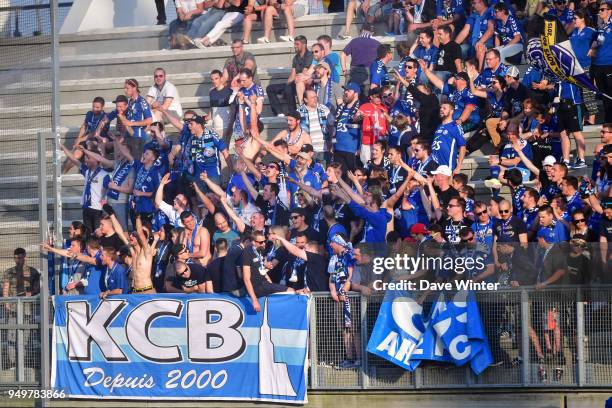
[130,215,158,294]
[271,111,312,155]
[180,211,211,266]
[236,93,263,160]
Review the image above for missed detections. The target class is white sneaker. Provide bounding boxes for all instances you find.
[277,113,285,118]
[279,35,294,42]
[337,33,352,40]
[484,178,502,189]
[193,38,206,49]
[257,37,270,44]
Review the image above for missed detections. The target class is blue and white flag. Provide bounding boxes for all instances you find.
[527,19,611,99]
[51,294,309,403]
[367,291,493,375]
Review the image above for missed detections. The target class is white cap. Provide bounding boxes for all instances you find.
[542,155,557,167]
[431,165,452,177]
[506,65,520,78]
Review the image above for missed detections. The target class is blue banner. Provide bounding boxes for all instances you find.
[367,291,493,375]
[52,294,309,403]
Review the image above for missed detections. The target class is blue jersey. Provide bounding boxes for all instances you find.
[84,111,108,136]
[133,161,159,214]
[537,221,569,243]
[369,59,389,87]
[126,95,152,139]
[240,83,264,127]
[541,182,562,200]
[175,122,192,174]
[520,207,539,232]
[595,18,612,66]
[465,8,495,48]
[570,27,597,68]
[563,191,583,221]
[334,102,361,153]
[442,83,480,125]
[474,63,508,88]
[500,139,532,172]
[521,66,544,88]
[487,90,508,117]
[431,122,466,170]
[511,185,526,216]
[545,7,574,27]
[410,46,439,79]
[472,218,495,257]
[187,128,226,178]
[144,138,173,176]
[105,160,134,201]
[558,82,583,104]
[82,251,105,296]
[495,15,523,45]
[103,262,129,294]
[348,201,392,243]
[436,0,466,20]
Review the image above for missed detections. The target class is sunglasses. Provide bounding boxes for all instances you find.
[406,66,416,70]
[461,237,475,243]
[254,240,266,244]
[475,210,488,216]
[383,93,393,98]
[500,209,511,214]
[599,7,609,11]
[413,148,421,152]
[154,74,164,78]
[573,219,586,224]
[267,164,279,170]
[447,204,461,208]
[291,215,301,219]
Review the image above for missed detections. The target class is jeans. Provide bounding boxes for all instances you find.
[266,82,297,115]
[205,12,244,44]
[186,9,226,39]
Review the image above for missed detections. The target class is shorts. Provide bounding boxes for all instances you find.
[557,100,583,134]
[355,0,386,20]
[253,281,288,297]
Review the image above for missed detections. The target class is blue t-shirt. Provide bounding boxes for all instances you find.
[187,128,226,178]
[595,18,612,66]
[563,191,584,221]
[103,262,129,294]
[348,201,392,243]
[174,123,192,174]
[334,102,361,153]
[500,139,533,172]
[521,66,544,88]
[126,95,153,139]
[369,59,389,87]
[133,161,159,214]
[436,0,466,20]
[511,185,526,216]
[431,122,466,170]
[487,90,508,117]
[410,46,439,79]
[495,15,523,46]
[442,83,480,125]
[558,82,583,104]
[570,27,597,68]
[472,218,495,258]
[537,221,569,243]
[239,83,264,129]
[84,111,109,136]
[324,53,342,83]
[82,252,105,296]
[465,8,495,48]
[144,138,173,176]
[474,63,508,88]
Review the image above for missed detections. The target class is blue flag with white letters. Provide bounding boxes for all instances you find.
[367,290,493,375]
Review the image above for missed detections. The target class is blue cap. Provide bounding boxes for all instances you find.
[343,82,361,93]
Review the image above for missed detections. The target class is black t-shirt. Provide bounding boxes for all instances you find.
[494,216,527,243]
[209,86,233,108]
[599,216,612,241]
[322,194,355,234]
[292,50,314,74]
[509,247,537,285]
[207,256,225,293]
[566,253,589,285]
[540,245,568,285]
[174,263,209,290]
[242,245,269,288]
[267,245,289,283]
[435,41,462,74]
[504,83,529,117]
[305,251,328,292]
[387,165,409,194]
[100,233,124,251]
[222,243,245,292]
[440,217,474,243]
[434,185,459,208]
[255,196,289,227]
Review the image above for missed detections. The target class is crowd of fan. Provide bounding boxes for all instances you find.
[1,0,611,371]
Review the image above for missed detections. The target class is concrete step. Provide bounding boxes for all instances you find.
[57,13,363,56]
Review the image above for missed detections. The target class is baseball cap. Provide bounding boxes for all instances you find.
[192,115,205,125]
[316,61,331,73]
[454,72,470,82]
[343,82,361,93]
[431,165,452,177]
[410,223,429,236]
[542,155,557,167]
[368,87,383,97]
[113,95,128,104]
[506,65,520,79]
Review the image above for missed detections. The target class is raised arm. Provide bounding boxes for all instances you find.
[270,232,307,260]
[192,182,217,215]
[79,145,114,168]
[160,107,184,131]
[219,198,247,233]
[60,143,82,168]
[419,60,444,90]
[103,204,130,246]
[286,175,323,200]
[240,171,260,201]
[114,137,135,163]
[199,171,226,198]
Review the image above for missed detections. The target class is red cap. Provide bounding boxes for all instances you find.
[410,223,428,236]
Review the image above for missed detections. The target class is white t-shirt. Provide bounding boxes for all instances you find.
[80,165,109,211]
[147,81,183,117]
[306,107,324,152]
[159,201,184,227]
[175,0,204,13]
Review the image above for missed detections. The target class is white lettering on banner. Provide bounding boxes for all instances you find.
[166,369,228,389]
[83,367,155,393]
[187,299,246,362]
[125,299,184,363]
[68,300,128,362]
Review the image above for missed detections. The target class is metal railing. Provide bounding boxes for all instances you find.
[0,288,611,390]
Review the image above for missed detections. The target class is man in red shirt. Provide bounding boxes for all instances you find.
[357,88,390,165]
